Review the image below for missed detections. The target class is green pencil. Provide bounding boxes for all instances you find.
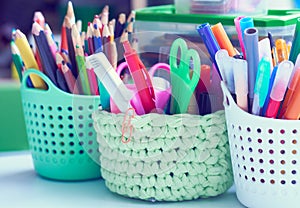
[10,41,24,82]
[76,45,91,95]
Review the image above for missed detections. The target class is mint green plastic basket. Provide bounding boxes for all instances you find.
[93,109,233,201]
[21,69,101,181]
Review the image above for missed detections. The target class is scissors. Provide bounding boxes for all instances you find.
[112,62,171,115]
[169,38,201,114]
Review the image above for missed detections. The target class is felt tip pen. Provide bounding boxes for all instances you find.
[283,71,300,120]
[251,57,271,115]
[197,23,221,79]
[122,40,156,114]
[244,27,259,107]
[275,39,288,63]
[258,38,273,73]
[265,60,294,118]
[234,16,246,59]
[215,49,234,93]
[233,58,248,112]
[289,17,300,63]
[211,22,236,57]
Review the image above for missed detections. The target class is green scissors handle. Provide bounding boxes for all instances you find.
[169,38,201,114]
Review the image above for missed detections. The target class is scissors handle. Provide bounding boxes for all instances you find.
[169,38,201,114]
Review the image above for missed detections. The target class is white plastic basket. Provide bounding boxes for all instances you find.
[221,81,300,208]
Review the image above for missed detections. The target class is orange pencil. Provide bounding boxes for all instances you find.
[275,39,288,63]
[211,22,236,57]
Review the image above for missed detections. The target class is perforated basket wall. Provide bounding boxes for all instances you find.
[93,109,233,201]
[21,69,101,181]
[221,81,300,208]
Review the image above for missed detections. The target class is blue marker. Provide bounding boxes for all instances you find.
[261,65,278,116]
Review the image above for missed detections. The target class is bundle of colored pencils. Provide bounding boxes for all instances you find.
[11,1,135,95]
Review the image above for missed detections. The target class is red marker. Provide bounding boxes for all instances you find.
[122,40,156,114]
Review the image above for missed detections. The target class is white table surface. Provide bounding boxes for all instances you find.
[0,151,245,208]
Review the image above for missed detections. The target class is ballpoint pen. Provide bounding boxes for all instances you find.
[265,60,294,118]
[252,57,271,115]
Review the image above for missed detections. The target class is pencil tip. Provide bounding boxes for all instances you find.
[32,22,43,36]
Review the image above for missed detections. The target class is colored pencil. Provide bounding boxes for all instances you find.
[64,16,78,77]
[62,60,80,94]
[32,22,57,85]
[14,29,47,89]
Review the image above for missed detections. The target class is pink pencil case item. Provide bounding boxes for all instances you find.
[111,63,171,115]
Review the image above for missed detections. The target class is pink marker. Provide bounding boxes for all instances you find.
[123,41,156,114]
[234,16,246,59]
[265,60,294,118]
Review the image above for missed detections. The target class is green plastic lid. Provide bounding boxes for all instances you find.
[135,5,300,27]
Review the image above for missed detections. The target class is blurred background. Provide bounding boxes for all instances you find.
[0,0,297,78]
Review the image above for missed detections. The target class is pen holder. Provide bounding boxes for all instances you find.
[93,109,233,201]
[221,81,300,208]
[20,69,101,181]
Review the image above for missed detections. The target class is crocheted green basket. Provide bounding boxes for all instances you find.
[93,109,233,201]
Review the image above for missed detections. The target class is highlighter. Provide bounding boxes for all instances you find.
[211,22,236,57]
[251,57,271,116]
[265,60,294,118]
[123,40,156,114]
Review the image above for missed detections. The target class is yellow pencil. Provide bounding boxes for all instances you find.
[14,29,47,89]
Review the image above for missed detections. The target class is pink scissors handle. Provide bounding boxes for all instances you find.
[148,63,170,76]
[116,61,129,76]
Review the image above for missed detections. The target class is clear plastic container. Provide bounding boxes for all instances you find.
[134,5,300,66]
[174,0,267,15]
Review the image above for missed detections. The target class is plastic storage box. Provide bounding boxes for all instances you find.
[174,0,267,15]
[134,5,300,66]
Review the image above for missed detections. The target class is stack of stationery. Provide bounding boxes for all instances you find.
[198,16,300,120]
